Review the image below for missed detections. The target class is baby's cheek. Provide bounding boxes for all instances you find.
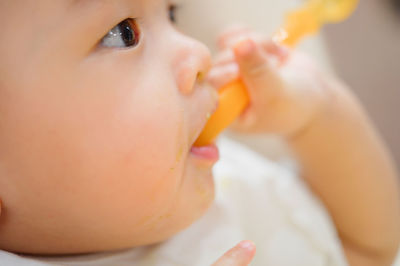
[65,80,188,230]
[107,105,186,213]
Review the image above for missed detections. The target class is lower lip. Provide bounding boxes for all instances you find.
[190,143,220,162]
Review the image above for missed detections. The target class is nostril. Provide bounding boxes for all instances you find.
[197,72,206,83]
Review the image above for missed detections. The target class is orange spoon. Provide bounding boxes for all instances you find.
[194,80,249,147]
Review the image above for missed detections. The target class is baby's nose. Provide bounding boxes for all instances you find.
[174,40,212,95]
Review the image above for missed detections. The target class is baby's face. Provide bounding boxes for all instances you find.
[0,0,219,254]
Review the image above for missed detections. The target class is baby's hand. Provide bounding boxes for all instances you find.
[212,241,256,266]
[208,27,329,137]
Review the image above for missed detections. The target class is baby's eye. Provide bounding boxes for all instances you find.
[168,4,178,23]
[101,19,140,48]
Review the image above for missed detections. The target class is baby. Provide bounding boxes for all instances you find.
[0,0,399,265]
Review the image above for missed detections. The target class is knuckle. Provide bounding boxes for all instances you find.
[246,62,270,77]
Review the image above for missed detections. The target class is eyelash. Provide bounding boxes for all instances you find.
[169,4,179,23]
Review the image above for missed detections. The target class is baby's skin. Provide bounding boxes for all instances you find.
[0,1,399,266]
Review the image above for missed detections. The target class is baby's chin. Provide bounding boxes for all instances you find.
[109,165,216,253]
[106,165,216,254]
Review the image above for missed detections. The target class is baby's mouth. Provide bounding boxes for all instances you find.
[190,143,219,162]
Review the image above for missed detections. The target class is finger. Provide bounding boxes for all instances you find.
[217,24,251,50]
[260,39,291,65]
[242,34,290,66]
[213,49,235,67]
[212,241,256,266]
[214,38,289,67]
[218,28,291,66]
[207,63,239,90]
[233,38,281,93]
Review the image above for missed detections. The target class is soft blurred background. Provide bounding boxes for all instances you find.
[176,0,400,264]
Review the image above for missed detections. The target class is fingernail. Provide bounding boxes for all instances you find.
[235,39,254,57]
[239,240,256,252]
